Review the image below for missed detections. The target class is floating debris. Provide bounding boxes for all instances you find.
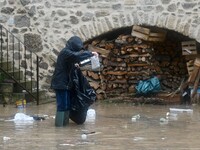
[159,117,168,125]
[131,114,140,122]
[13,113,34,121]
[3,136,10,141]
[81,134,87,140]
[170,108,193,114]
[133,137,144,141]
[166,112,178,120]
[59,143,75,146]
[86,109,96,123]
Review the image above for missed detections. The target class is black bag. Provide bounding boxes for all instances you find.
[69,68,96,124]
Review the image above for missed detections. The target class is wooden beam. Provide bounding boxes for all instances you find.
[191,67,200,98]
[88,44,110,57]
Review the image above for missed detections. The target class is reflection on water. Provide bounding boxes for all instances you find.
[0,102,200,149]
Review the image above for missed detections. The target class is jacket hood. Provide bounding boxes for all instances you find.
[66,36,84,52]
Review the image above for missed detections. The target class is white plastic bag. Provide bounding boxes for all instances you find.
[90,56,100,70]
[13,113,34,121]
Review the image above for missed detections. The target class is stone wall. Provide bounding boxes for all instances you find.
[0,0,200,93]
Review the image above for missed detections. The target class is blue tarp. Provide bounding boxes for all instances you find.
[135,76,161,95]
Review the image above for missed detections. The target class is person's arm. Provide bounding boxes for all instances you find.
[64,49,98,63]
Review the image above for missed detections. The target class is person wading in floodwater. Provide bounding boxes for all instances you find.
[51,36,98,127]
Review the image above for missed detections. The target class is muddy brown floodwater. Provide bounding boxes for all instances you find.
[0,101,200,150]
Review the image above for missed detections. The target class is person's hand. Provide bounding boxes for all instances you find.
[92,52,98,57]
[75,63,80,68]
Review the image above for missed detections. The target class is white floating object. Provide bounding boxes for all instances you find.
[3,136,10,141]
[159,117,168,125]
[131,114,140,122]
[86,109,96,122]
[81,134,87,140]
[13,113,34,121]
[131,117,137,122]
[166,112,178,120]
[133,137,144,141]
[160,117,168,122]
[132,114,140,119]
[60,143,75,146]
[169,108,193,114]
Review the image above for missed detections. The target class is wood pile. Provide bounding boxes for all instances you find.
[131,25,166,42]
[180,40,200,102]
[82,26,188,101]
[188,57,200,99]
[182,41,197,55]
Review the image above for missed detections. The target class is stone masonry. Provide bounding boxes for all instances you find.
[0,0,200,94]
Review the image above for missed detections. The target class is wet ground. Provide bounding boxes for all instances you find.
[0,101,200,150]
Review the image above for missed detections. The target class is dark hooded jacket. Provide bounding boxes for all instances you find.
[51,36,93,90]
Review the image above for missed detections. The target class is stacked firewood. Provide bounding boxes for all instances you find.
[82,31,188,100]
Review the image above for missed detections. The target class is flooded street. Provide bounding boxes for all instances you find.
[0,101,200,150]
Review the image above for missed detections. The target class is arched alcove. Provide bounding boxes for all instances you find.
[82,25,200,104]
[75,13,200,44]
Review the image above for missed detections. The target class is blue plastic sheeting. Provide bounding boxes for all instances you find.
[190,87,200,94]
[135,76,161,95]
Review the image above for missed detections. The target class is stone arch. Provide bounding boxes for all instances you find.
[68,13,200,101]
[71,13,200,43]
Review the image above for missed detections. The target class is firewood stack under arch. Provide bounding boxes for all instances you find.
[82,26,188,102]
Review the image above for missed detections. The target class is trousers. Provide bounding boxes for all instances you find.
[55,89,70,111]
